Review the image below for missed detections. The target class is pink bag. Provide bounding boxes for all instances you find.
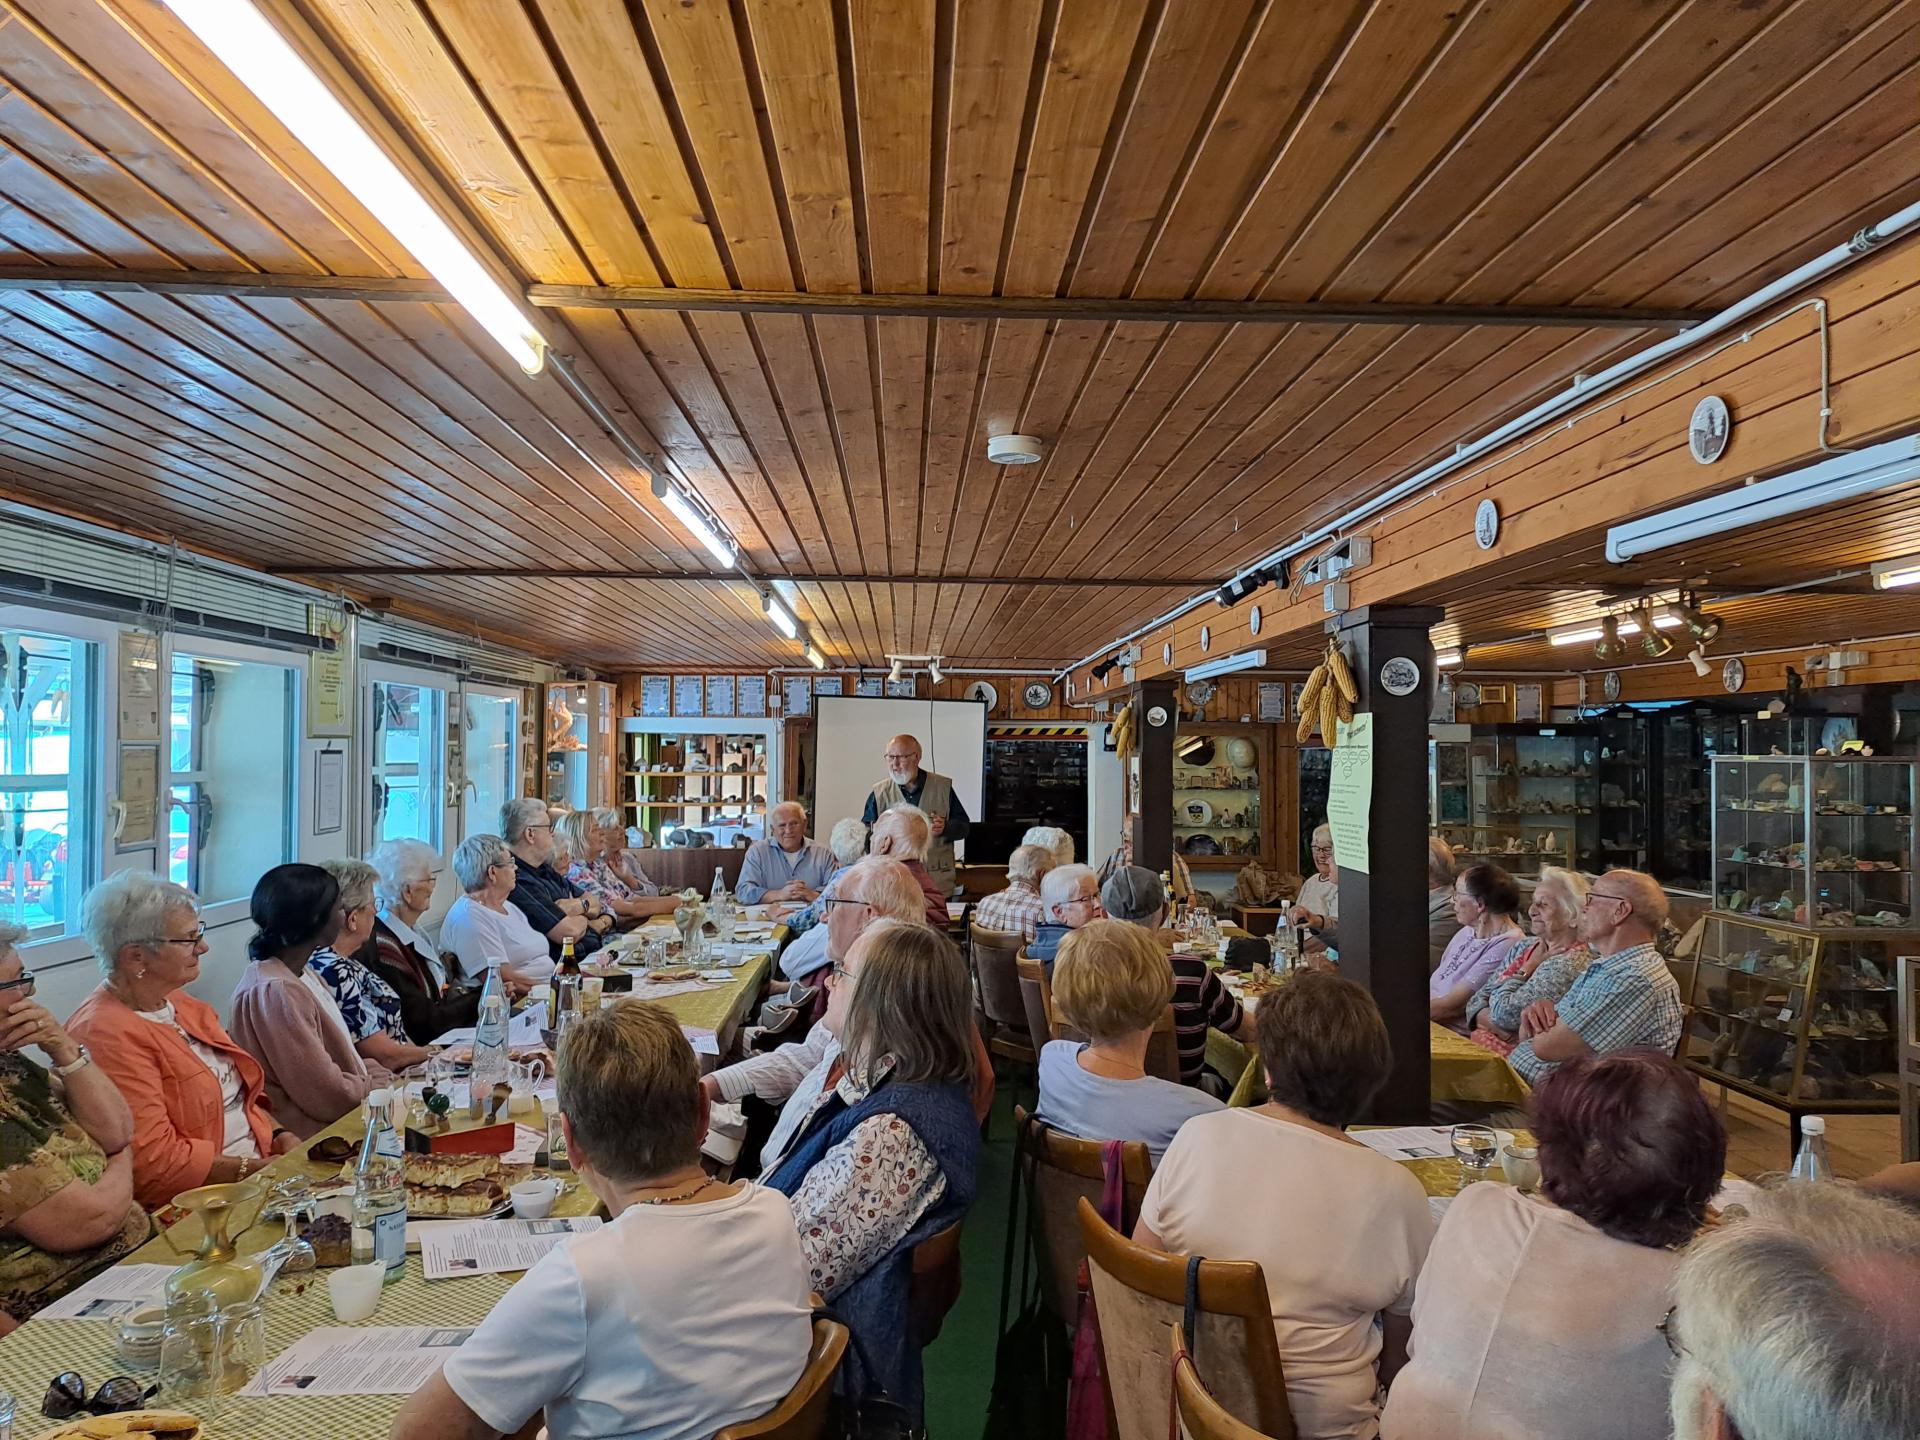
[1065,1141,1128,1440]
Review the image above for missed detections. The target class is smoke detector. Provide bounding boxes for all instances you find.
[987,433,1043,465]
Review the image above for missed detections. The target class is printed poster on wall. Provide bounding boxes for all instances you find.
[782,675,814,717]
[1324,714,1374,875]
[885,677,917,698]
[1256,682,1288,723]
[639,676,671,717]
[672,675,705,716]
[115,745,158,849]
[854,675,883,697]
[813,675,844,697]
[305,605,353,738]
[705,675,736,716]
[116,630,160,743]
[737,675,768,717]
[1514,683,1544,722]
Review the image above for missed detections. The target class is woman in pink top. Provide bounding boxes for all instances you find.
[1429,863,1526,1034]
[1382,1051,1724,1440]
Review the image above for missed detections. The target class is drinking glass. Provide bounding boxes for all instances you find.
[1450,1124,1500,1191]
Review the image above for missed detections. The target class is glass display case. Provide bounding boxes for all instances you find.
[1297,744,1329,875]
[1595,709,1650,872]
[541,680,615,812]
[1656,708,1715,892]
[622,730,769,847]
[1172,722,1274,871]
[1428,725,1600,876]
[1712,756,1915,929]
[978,734,1087,864]
[1682,914,1902,1137]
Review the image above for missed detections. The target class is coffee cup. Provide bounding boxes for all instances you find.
[511,1177,559,1220]
[327,1263,385,1323]
[1501,1143,1541,1192]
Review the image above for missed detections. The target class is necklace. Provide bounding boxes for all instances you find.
[634,1177,717,1207]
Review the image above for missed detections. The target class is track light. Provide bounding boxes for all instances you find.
[1593,615,1627,664]
[1665,594,1724,644]
[887,657,904,684]
[1632,603,1673,659]
[927,658,945,684]
[653,476,738,565]
[762,592,799,640]
[1090,656,1119,681]
[1688,646,1711,678]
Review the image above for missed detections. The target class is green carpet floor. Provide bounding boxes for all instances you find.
[921,1070,1027,1438]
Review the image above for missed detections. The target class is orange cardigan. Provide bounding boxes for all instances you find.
[67,985,278,1211]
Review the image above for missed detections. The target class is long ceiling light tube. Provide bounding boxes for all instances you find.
[162,0,546,374]
[1605,435,1920,562]
[1054,198,1920,682]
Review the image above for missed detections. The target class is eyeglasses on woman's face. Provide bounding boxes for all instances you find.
[0,970,36,999]
[141,927,208,948]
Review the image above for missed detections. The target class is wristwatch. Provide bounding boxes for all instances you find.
[50,1044,93,1079]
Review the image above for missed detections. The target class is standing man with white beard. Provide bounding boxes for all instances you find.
[861,734,969,897]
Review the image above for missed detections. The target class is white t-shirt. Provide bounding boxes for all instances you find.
[297,970,367,1079]
[442,1183,813,1440]
[1140,1108,1432,1440]
[439,895,555,984]
[136,1002,260,1159]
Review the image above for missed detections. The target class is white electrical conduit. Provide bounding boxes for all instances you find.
[1053,199,1920,683]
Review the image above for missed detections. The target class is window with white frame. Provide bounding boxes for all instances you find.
[371,680,446,849]
[463,688,519,842]
[0,629,96,939]
[168,649,297,904]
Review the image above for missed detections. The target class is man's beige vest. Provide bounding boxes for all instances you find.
[870,770,956,895]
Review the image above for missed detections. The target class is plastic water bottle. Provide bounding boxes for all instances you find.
[711,865,730,905]
[351,1094,406,1282]
[0,1386,15,1440]
[546,1009,575,1174]
[371,1086,403,1161]
[1789,1115,1832,1182]
[469,963,510,1117]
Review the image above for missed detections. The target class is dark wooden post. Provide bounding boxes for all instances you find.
[1133,678,1177,877]
[1329,605,1443,1123]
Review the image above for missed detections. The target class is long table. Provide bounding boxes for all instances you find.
[0,954,770,1440]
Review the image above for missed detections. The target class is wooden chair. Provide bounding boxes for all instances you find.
[1016,955,1058,1059]
[971,923,1035,1066]
[1012,1106,1154,1328]
[713,1315,850,1440]
[1017,958,1182,1082]
[1078,1198,1295,1440]
[908,1220,965,1345]
[1171,1324,1277,1440]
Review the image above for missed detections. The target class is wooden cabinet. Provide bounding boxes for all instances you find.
[1171,721,1276,871]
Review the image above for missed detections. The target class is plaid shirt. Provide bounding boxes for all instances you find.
[973,880,1046,942]
[1510,942,1683,1084]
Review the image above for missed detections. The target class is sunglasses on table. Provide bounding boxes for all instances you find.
[43,1371,156,1419]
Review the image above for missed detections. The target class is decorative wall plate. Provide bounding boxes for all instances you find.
[1722,657,1746,692]
[1603,671,1623,701]
[1021,680,1053,708]
[965,680,999,711]
[1689,395,1732,465]
[1186,679,1217,707]
[1456,681,1483,707]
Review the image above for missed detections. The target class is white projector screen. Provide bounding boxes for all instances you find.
[811,695,987,859]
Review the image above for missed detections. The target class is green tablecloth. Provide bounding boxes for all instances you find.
[1204,1020,1531,1110]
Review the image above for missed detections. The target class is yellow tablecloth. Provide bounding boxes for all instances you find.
[1203,1021,1531,1109]
[0,956,772,1440]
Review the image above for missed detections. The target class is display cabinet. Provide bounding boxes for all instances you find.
[621,728,769,847]
[1171,721,1275,871]
[1682,913,1903,1147]
[1427,724,1600,876]
[1595,709,1650,872]
[1655,708,1715,893]
[541,681,615,812]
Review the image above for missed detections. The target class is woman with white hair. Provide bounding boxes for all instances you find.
[1022,825,1074,866]
[440,834,555,987]
[69,872,292,1209]
[1466,866,1593,1057]
[312,859,432,1071]
[870,805,951,926]
[363,839,479,1046]
[1287,824,1339,953]
[557,808,679,922]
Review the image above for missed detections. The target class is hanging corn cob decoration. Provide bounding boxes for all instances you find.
[1111,698,1137,760]
[1296,638,1358,746]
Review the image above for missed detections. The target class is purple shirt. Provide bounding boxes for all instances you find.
[1430,930,1526,1033]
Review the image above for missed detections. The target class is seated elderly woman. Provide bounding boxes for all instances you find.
[501,796,608,960]
[392,1001,813,1440]
[869,805,951,926]
[763,919,979,1423]
[1038,920,1221,1161]
[1136,971,1431,1439]
[1027,862,1105,965]
[363,839,480,1046]
[0,922,147,1329]
[1466,864,1593,1055]
[1287,823,1340,953]
[780,818,869,937]
[1022,825,1075,867]
[1430,862,1527,1033]
[558,808,680,923]
[971,842,1056,942]
[230,863,387,1138]
[68,872,293,1210]
[1381,1050,1725,1440]
[1100,866,1247,1088]
[440,834,557,988]
[312,859,432,1072]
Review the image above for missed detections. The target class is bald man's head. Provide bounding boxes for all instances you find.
[884,735,923,786]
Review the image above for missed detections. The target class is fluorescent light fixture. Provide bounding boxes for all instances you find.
[1606,435,1920,562]
[762,592,798,640]
[1434,648,1464,668]
[1872,553,1920,590]
[1183,649,1267,682]
[651,476,737,565]
[163,0,546,375]
[927,658,944,684]
[804,641,826,670]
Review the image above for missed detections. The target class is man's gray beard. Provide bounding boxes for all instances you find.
[1669,1355,1715,1440]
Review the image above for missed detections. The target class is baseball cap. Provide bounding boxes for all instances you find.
[1100,864,1166,923]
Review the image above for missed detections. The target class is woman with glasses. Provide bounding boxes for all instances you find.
[311,858,432,1071]
[364,838,480,1047]
[230,862,387,1138]
[1381,1051,1723,1440]
[0,920,148,1330]
[1287,824,1340,956]
[440,834,555,988]
[68,871,292,1209]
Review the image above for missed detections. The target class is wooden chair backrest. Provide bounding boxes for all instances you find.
[1014,956,1055,1059]
[1012,1106,1153,1327]
[713,1315,849,1440]
[1171,1323,1275,1440]
[908,1220,965,1345]
[970,924,1028,1031]
[1019,956,1180,1082]
[1078,1198,1295,1440]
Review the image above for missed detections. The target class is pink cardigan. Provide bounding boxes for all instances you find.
[228,958,386,1138]
[68,984,279,1210]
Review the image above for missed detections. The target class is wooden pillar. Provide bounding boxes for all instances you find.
[1329,605,1443,1123]
[1134,678,1177,876]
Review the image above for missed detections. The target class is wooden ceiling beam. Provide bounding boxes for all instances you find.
[0,267,1712,329]
[263,562,1213,587]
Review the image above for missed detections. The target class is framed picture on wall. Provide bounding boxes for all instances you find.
[639,676,671,717]
[813,675,843,697]
[782,675,814,717]
[737,675,768,716]
[855,675,883,697]
[705,675,736,716]
[1514,683,1544,722]
[673,675,704,716]
[1256,682,1287,723]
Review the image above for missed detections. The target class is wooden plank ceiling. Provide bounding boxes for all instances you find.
[0,0,1918,670]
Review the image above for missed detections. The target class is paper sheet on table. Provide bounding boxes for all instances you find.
[698,968,737,983]
[628,977,723,1001]
[420,1216,603,1280]
[709,943,775,962]
[30,1263,174,1320]
[428,1011,546,1049]
[243,1326,474,1396]
[682,1026,719,1055]
[1350,1125,1457,1160]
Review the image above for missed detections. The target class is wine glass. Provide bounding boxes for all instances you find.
[1449,1124,1499,1192]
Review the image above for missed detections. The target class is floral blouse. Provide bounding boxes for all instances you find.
[310,946,406,1043]
[568,857,658,907]
[1467,939,1594,1047]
